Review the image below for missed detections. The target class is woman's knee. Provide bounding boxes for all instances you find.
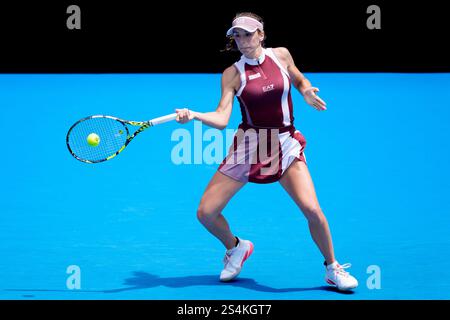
[303,206,326,225]
[196,203,218,223]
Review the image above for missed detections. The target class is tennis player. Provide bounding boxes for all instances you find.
[175,12,358,291]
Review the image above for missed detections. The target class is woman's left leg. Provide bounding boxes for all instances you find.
[279,159,335,265]
[279,159,358,290]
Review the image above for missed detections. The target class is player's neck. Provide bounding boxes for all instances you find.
[243,46,263,61]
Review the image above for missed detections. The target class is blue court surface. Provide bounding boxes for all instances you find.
[0,73,449,300]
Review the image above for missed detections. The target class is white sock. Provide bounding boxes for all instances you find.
[326,261,339,270]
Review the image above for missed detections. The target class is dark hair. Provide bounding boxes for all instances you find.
[221,12,265,52]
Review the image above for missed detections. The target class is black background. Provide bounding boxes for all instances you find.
[2,300,449,317]
[0,0,448,73]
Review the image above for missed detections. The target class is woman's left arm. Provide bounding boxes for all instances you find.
[274,47,327,111]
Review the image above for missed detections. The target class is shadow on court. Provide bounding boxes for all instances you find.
[5,271,354,296]
[103,271,352,294]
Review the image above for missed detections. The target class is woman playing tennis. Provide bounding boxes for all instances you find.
[175,12,358,291]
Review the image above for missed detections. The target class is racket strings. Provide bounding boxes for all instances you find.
[68,117,129,162]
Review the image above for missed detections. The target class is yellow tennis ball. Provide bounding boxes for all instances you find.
[87,133,100,147]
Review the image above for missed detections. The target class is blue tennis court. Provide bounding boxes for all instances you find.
[1,73,449,300]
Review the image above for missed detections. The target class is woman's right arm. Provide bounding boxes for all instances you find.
[175,66,240,130]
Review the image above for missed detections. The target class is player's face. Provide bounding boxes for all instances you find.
[232,28,262,56]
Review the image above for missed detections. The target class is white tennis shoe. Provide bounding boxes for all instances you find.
[325,261,358,291]
[220,238,254,282]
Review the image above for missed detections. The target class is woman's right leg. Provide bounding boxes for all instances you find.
[197,171,246,250]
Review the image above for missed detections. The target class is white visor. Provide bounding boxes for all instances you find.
[226,16,264,36]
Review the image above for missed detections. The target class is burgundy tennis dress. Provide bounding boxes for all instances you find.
[218,47,307,184]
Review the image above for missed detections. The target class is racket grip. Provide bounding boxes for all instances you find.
[149,113,178,126]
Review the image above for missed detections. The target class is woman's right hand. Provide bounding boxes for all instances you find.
[175,108,195,124]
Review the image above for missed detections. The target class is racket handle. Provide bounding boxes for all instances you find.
[149,113,178,126]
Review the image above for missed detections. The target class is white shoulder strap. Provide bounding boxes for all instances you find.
[265,48,290,78]
[234,58,247,97]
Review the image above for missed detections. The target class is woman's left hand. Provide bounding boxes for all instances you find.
[303,87,327,111]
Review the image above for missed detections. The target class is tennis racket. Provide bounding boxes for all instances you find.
[66,113,177,163]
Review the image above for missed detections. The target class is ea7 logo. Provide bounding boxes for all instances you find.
[262,84,274,92]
